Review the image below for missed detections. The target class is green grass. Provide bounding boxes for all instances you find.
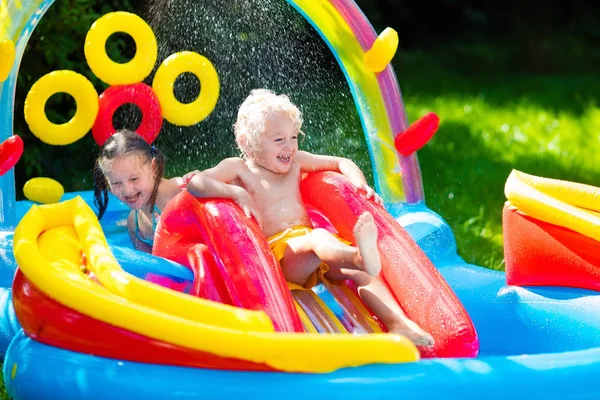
[398,51,600,270]
[0,373,7,400]
[298,49,600,272]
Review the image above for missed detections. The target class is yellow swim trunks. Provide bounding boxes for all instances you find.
[267,226,351,291]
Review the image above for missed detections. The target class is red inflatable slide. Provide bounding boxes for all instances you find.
[153,191,304,333]
[301,172,478,358]
[153,172,479,357]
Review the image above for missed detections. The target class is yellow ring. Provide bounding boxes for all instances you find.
[24,71,99,146]
[152,51,220,126]
[85,12,157,85]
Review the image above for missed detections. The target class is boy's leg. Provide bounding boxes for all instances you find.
[343,270,435,347]
[284,212,381,280]
[281,228,359,286]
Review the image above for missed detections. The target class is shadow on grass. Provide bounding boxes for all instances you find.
[396,49,600,118]
[419,119,600,270]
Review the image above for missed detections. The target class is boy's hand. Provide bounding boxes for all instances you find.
[181,170,201,186]
[233,188,263,228]
[357,183,384,205]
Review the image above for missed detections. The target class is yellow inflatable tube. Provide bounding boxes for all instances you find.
[38,226,83,269]
[505,170,600,242]
[16,198,272,331]
[14,197,420,372]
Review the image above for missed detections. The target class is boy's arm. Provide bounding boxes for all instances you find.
[178,157,247,188]
[186,169,262,227]
[200,157,248,183]
[297,151,383,204]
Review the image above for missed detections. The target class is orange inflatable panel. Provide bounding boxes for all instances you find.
[503,205,600,291]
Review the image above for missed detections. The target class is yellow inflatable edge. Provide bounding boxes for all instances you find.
[505,170,600,242]
[19,197,272,331]
[14,197,420,372]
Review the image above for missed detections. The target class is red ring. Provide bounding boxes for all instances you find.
[92,82,163,146]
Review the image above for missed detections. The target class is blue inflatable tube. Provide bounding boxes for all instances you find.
[3,197,600,399]
[4,316,600,400]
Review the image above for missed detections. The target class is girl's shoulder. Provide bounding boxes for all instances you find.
[157,178,183,208]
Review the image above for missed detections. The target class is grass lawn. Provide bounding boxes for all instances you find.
[1,47,599,397]
[398,52,600,270]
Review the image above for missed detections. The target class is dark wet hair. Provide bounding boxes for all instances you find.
[93,130,165,219]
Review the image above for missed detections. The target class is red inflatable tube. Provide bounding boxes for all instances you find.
[394,112,439,156]
[12,269,275,371]
[187,244,230,302]
[0,134,24,176]
[92,83,163,146]
[153,201,232,304]
[300,171,479,358]
[154,191,304,333]
[503,206,600,291]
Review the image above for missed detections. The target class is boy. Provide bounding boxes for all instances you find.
[196,89,434,346]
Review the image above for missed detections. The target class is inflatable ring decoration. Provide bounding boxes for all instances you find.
[23,177,65,204]
[152,51,220,126]
[92,83,163,146]
[85,12,157,85]
[0,135,24,176]
[24,70,99,146]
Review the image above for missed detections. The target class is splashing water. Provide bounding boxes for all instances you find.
[138,0,373,181]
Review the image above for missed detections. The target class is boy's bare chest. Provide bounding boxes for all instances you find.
[245,170,300,200]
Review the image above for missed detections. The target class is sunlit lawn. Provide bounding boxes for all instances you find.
[305,52,600,271]
[397,53,600,270]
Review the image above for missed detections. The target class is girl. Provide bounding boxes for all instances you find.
[93,129,260,253]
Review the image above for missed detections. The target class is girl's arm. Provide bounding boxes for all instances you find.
[127,211,153,254]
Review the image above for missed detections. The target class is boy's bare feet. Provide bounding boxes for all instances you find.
[353,212,381,276]
[388,319,435,347]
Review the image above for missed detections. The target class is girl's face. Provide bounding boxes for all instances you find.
[104,153,156,210]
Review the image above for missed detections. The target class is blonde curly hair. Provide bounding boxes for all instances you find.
[233,89,303,158]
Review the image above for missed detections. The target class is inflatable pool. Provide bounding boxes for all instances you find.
[1,1,600,399]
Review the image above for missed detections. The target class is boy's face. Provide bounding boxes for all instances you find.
[252,111,299,174]
[104,153,156,210]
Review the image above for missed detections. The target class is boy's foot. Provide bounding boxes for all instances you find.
[388,319,435,347]
[353,212,381,276]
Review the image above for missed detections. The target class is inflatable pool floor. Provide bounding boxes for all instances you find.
[2,190,600,399]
